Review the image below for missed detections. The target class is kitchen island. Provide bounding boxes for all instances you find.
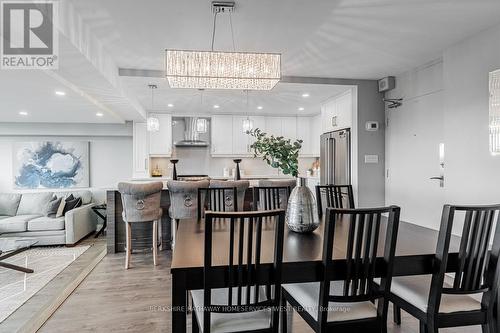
[105,176,302,253]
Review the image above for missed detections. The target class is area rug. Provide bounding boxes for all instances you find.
[0,245,90,323]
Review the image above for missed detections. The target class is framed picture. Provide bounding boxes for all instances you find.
[13,141,90,189]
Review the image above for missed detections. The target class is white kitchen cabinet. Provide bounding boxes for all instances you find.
[211,115,233,155]
[232,116,266,155]
[282,117,297,140]
[232,116,250,155]
[247,115,265,145]
[321,89,353,133]
[297,117,312,156]
[149,114,172,156]
[265,117,282,137]
[133,122,149,178]
[311,114,321,156]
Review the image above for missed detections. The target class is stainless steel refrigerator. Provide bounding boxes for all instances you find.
[320,128,351,185]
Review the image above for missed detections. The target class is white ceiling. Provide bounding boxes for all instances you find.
[122,78,350,116]
[2,0,500,123]
[70,0,500,79]
[0,70,117,123]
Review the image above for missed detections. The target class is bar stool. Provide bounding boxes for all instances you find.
[167,179,209,249]
[254,179,296,211]
[118,181,163,269]
[209,179,250,211]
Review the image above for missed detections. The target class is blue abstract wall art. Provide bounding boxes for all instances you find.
[13,141,90,189]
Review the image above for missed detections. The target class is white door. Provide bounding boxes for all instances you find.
[133,122,149,177]
[385,62,445,229]
[211,115,233,155]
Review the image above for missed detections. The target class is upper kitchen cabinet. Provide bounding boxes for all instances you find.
[149,114,172,156]
[133,122,149,178]
[246,116,265,147]
[265,117,297,139]
[211,115,233,156]
[297,115,320,157]
[321,89,353,133]
[212,115,265,156]
[282,117,297,140]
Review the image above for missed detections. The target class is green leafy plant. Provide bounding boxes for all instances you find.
[247,128,303,177]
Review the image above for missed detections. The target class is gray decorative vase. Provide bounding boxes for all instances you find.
[285,177,319,233]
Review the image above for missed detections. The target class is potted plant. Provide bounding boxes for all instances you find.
[247,128,302,176]
[247,128,319,232]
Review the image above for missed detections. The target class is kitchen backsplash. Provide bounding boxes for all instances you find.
[150,147,317,178]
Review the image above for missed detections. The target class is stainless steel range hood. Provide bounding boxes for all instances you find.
[173,117,210,147]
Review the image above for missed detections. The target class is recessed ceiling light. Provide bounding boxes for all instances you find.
[96,112,103,117]
[257,106,263,110]
[213,104,220,109]
[55,90,66,96]
[298,107,305,111]
[167,103,174,107]
[302,93,310,98]
[19,111,28,116]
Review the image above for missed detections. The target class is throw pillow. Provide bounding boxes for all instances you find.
[63,197,82,215]
[56,199,66,218]
[45,197,62,217]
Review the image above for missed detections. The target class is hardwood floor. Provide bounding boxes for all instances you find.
[40,250,482,333]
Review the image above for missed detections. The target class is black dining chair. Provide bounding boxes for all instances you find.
[389,204,500,333]
[281,205,401,333]
[190,209,286,333]
[197,187,238,219]
[316,185,355,218]
[252,186,291,211]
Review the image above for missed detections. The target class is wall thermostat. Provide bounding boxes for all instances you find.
[331,116,337,127]
[365,121,379,131]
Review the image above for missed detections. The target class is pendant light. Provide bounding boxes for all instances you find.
[242,90,253,133]
[147,84,159,132]
[165,1,280,90]
[196,89,208,133]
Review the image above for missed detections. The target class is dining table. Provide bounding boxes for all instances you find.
[170,215,462,333]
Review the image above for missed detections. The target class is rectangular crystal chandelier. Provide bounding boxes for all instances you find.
[490,70,500,155]
[165,49,281,90]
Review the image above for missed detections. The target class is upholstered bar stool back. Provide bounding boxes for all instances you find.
[167,179,209,249]
[119,182,163,222]
[209,180,250,211]
[255,179,297,210]
[118,181,163,269]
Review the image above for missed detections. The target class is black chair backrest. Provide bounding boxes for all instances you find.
[252,186,291,211]
[203,210,286,333]
[429,204,500,313]
[319,206,400,322]
[316,185,355,218]
[197,187,238,219]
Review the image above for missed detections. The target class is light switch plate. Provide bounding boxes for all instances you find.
[364,155,379,164]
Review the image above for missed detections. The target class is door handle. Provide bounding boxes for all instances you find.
[430,176,444,188]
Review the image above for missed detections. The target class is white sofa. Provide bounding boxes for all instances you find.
[0,190,97,246]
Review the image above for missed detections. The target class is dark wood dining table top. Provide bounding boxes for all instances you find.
[171,215,460,271]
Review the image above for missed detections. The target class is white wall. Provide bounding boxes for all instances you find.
[0,123,132,197]
[386,23,500,231]
[443,24,500,207]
